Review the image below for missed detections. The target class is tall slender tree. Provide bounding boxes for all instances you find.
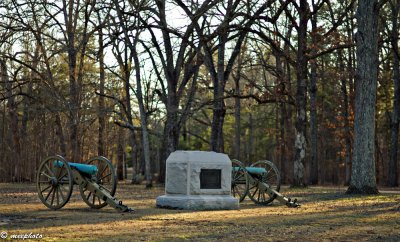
[308,0,319,185]
[388,0,400,187]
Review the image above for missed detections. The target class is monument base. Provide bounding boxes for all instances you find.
[156,194,239,210]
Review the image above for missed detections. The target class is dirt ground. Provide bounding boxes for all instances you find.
[0,182,399,241]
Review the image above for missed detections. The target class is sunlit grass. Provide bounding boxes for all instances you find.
[0,183,399,241]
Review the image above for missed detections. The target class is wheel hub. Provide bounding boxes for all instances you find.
[50,177,58,186]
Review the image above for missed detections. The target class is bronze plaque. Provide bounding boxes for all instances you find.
[200,169,221,189]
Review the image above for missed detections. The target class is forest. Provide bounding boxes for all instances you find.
[0,0,398,192]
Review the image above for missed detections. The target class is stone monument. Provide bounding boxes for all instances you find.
[156,150,239,210]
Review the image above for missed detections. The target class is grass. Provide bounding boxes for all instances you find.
[0,183,399,241]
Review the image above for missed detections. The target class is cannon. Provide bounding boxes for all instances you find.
[231,159,300,207]
[36,155,132,212]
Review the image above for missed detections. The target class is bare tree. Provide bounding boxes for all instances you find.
[113,0,153,187]
[107,7,140,183]
[179,0,274,152]
[138,0,210,181]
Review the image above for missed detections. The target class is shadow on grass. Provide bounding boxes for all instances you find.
[1,182,399,241]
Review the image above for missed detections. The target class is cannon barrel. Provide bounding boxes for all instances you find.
[54,160,98,175]
[232,166,267,175]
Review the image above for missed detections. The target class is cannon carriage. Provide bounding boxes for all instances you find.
[231,159,300,207]
[36,155,132,212]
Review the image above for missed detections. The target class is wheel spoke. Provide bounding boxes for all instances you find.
[57,170,68,182]
[234,172,244,181]
[233,171,241,180]
[40,172,52,180]
[50,187,56,206]
[86,191,92,201]
[58,186,66,202]
[56,166,63,180]
[252,186,259,197]
[99,165,107,177]
[45,164,55,177]
[59,183,69,194]
[266,172,276,180]
[40,184,52,193]
[59,180,71,185]
[56,187,60,205]
[100,173,111,181]
[266,176,276,184]
[45,187,54,201]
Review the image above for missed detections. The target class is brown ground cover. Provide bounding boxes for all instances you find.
[0,183,399,241]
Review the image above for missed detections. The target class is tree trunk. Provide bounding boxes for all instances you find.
[309,7,318,185]
[293,0,308,187]
[132,34,152,188]
[345,15,356,185]
[247,112,254,163]
[154,0,200,182]
[159,93,179,183]
[98,26,106,156]
[117,127,124,181]
[388,0,400,187]
[338,50,352,185]
[1,59,21,181]
[283,27,294,184]
[129,131,139,183]
[234,49,242,160]
[211,30,228,153]
[346,0,379,194]
[64,0,80,162]
[274,49,286,182]
[55,113,67,156]
[0,102,5,181]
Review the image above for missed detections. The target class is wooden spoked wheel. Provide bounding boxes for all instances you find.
[231,159,249,202]
[79,156,116,209]
[247,160,281,205]
[36,155,73,210]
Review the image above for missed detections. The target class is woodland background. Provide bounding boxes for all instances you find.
[0,0,398,189]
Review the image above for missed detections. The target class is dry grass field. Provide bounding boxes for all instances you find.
[0,182,399,241]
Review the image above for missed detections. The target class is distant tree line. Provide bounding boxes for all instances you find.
[0,0,398,192]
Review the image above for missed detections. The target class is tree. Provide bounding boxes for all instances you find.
[137,0,208,182]
[308,0,319,185]
[346,0,381,194]
[182,0,277,152]
[113,0,153,187]
[97,9,107,157]
[388,0,400,187]
[292,0,309,187]
[338,49,353,185]
[106,3,140,183]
